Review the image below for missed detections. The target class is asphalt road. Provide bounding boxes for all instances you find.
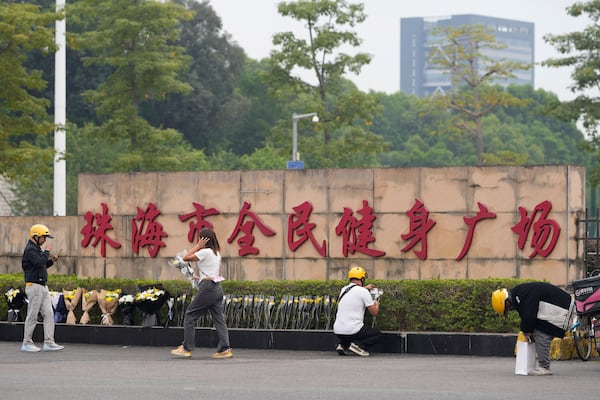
[1,341,599,400]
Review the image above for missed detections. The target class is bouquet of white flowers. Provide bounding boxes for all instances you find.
[370,288,383,301]
[168,251,198,289]
[118,294,136,325]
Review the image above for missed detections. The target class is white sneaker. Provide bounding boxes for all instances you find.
[42,342,64,351]
[21,343,41,352]
[348,342,369,356]
[529,367,552,376]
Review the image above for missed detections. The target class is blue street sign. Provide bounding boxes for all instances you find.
[287,160,305,170]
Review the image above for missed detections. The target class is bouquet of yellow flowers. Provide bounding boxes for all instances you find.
[134,284,169,327]
[62,288,82,324]
[97,289,121,325]
[80,289,98,324]
[4,287,27,322]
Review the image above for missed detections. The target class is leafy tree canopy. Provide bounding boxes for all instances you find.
[543,0,600,185]
[0,3,61,182]
[266,0,388,168]
[427,24,532,165]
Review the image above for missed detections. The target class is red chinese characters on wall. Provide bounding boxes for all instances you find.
[335,200,385,257]
[511,200,561,258]
[80,202,122,257]
[288,201,327,256]
[178,202,219,243]
[80,199,562,260]
[456,202,497,261]
[401,199,436,260]
[227,201,276,256]
[131,203,168,257]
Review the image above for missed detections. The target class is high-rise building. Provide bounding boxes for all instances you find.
[400,14,534,97]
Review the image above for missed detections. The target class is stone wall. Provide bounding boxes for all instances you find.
[0,165,587,287]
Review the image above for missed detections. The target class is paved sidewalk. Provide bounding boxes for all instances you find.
[1,341,598,400]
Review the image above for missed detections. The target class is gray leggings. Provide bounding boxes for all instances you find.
[182,280,230,352]
[534,329,553,369]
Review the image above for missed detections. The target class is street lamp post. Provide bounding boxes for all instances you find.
[292,112,319,162]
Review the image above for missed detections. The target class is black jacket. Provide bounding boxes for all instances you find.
[22,239,54,286]
[511,282,573,338]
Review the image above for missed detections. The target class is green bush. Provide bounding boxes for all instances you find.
[0,274,526,332]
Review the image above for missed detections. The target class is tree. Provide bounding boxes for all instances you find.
[427,24,532,165]
[0,3,61,183]
[543,2,600,189]
[267,0,389,168]
[142,0,248,154]
[11,0,104,129]
[68,0,195,171]
[543,1,600,137]
[500,86,589,165]
[229,58,287,155]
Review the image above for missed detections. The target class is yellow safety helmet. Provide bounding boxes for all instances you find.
[29,224,54,239]
[491,288,509,315]
[348,266,367,281]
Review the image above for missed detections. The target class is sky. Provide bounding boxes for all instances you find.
[209,0,588,101]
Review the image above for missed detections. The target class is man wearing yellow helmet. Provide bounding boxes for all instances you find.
[491,282,574,376]
[333,266,380,356]
[21,224,63,352]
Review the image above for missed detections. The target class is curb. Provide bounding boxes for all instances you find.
[0,322,517,356]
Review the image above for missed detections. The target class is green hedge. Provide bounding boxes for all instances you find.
[0,274,524,332]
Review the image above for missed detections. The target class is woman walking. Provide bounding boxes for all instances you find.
[171,228,232,359]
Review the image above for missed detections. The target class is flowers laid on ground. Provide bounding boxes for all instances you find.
[98,289,121,325]
[165,297,175,327]
[135,287,166,303]
[49,291,67,323]
[135,285,169,327]
[2,283,339,330]
[62,288,82,324]
[119,294,134,304]
[4,286,25,307]
[174,293,189,326]
[80,289,98,324]
[118,294,135,325]
[4,287,27,322]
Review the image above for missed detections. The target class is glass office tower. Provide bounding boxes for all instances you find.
[400,14,534,97]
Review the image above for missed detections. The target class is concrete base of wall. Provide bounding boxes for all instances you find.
[0,322,516,356]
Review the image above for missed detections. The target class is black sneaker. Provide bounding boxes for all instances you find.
[336,344,348,355]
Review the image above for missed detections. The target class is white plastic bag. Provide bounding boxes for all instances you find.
[515,340,536,375]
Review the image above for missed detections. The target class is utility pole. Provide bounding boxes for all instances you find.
[54,0,66,216]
